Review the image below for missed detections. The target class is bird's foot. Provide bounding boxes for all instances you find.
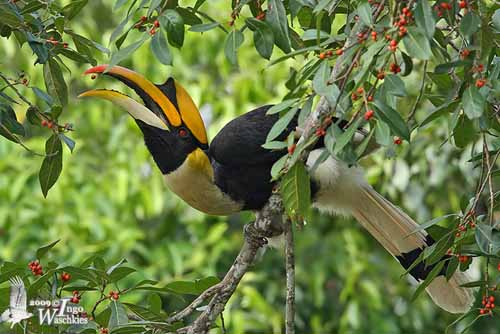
[243,223,268,248]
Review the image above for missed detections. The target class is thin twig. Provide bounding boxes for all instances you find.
[284,218,295,334]
[407,61,428,122]
[166,283,223,323]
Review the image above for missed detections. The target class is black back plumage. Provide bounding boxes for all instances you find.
[209,106,296,210]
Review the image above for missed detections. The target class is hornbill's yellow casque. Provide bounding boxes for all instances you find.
[79,65,474,313]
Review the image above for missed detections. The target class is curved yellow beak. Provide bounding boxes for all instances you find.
[80,65,208,145]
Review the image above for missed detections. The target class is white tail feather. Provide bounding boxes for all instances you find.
[308,152,475,313]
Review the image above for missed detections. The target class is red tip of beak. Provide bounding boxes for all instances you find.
[84,65,109,75]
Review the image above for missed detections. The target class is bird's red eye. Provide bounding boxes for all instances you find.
[178,128,188,138]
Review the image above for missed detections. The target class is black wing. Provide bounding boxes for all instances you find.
[209,105,296,166]
[209,106,296,210]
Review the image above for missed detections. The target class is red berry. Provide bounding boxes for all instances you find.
[63,43,68,48]
[364,109,374,121]
[476,79,486,88]
[256,12,266,20]
[335,49,343,56]
[402,7,409,14]
[440,2,449,10]
[460,49,470,58]
[326,50,333,57]
[351,93,359,101]
[390,39,397,47]
[367,95,374,102]
[489,296,495,303]
[149,28,156,35]
[288,144,296,155]
[376,70,385,80]
[459,1,467,8]
[154,20,160,28]
[319,52,326,59]
[497,263,500,271]
[356,87,364,94]
[73,290,79,296]
[41,120,48,127]
[371,31,377,38]
[456,232,461,237]
[315,128,326,137]
[61,272,71,282]
[394,137,402,145]
[480,308,486,315]
[70,297,79,304]
[140,16,147,22]
[390,63,401,74]
[47,122,54,129]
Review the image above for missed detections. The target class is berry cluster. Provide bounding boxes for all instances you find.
[41,119,55,129]
[435,1,452,17]
[480,295,496,315]
[389,63,401,74]
[318,49,343,59]
[109,290,120,300]
[28,260,43,276]
[46,36,69,48]
[134,16,159,35]
[60,272,71,282]
[455,212,476,238]
[393,137,402,145]
[71,290,81,304]
[100,328,109,334]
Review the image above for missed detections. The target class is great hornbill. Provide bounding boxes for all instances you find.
[79,65,474,313]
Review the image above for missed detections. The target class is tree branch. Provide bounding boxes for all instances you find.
[171,195,284,334]
[284,218,295,334]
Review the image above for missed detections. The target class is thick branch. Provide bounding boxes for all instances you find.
[173,195,284,334]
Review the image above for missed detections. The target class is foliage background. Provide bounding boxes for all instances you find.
[0,0,498,333]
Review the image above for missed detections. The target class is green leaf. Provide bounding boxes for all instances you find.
[188,22,219,32]
[445,256,459,281]
[43,59,68,107]
[280,161,311,220]
[176,8,202,26]
[108,301,128,330]
[108,267,136,282]
[333,117,363,155]
[160,9,185,48]
[420,101,459,127]
[39,135,63,198]
[266,0,291,53]
[372,100,410,141]
[266,99,299,115]
[246,18,274,59]
[266,107,298,143]
[411,260,445,301]
[357,2,372,27]
[59,133,76,153]
[108,36,148,69]
[460,12,481,37]
[414,0,435,38]
[312,61,330,95]
[262,141,288,150]
[462,85,485,119]
[375,120,391,146]
[271,154,288,180]
[151,30,172,65]
[475,223,500,255]
[123,303,162,321]
[224,29,244,66]
[36,240,60,259]
[493,9,500,31]
[62,0,88,20]
[403,27,432,60]
[383,74,407,97]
